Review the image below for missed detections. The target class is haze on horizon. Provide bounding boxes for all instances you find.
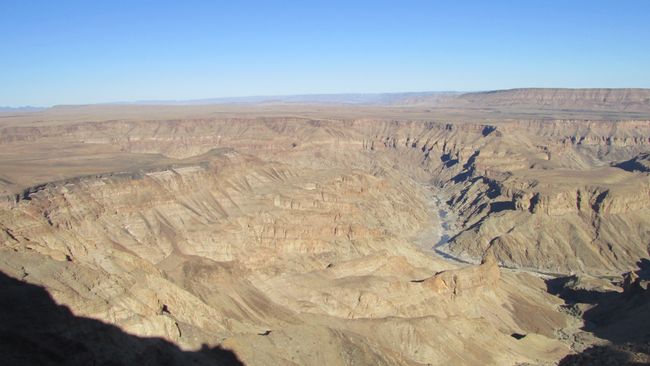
[1,0,649,107]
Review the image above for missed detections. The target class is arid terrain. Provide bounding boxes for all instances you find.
[1,88,649,365]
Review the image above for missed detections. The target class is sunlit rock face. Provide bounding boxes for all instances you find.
[1,90,649,365]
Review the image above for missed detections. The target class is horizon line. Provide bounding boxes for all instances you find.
[3,87,650,109]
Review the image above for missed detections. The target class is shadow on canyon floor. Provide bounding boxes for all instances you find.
[549,259,650,366]
[557,342,650,366]
[0,270,244,366]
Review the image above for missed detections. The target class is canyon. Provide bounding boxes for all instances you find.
[1,88,649,365]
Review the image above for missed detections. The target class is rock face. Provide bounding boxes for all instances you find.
[0,92,648,365]
[424,250,500,295]
[551,262,650,365]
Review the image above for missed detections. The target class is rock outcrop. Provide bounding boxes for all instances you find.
[424,250,500,294]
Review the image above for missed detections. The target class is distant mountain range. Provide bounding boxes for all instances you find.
[4,88,649,111]
[0,106,46,113]
[109,91,462,106]
[116,88,650,112]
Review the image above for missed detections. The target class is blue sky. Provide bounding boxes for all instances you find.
[1,0,649,106]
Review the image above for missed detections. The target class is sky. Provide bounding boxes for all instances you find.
[1,0,649,106]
